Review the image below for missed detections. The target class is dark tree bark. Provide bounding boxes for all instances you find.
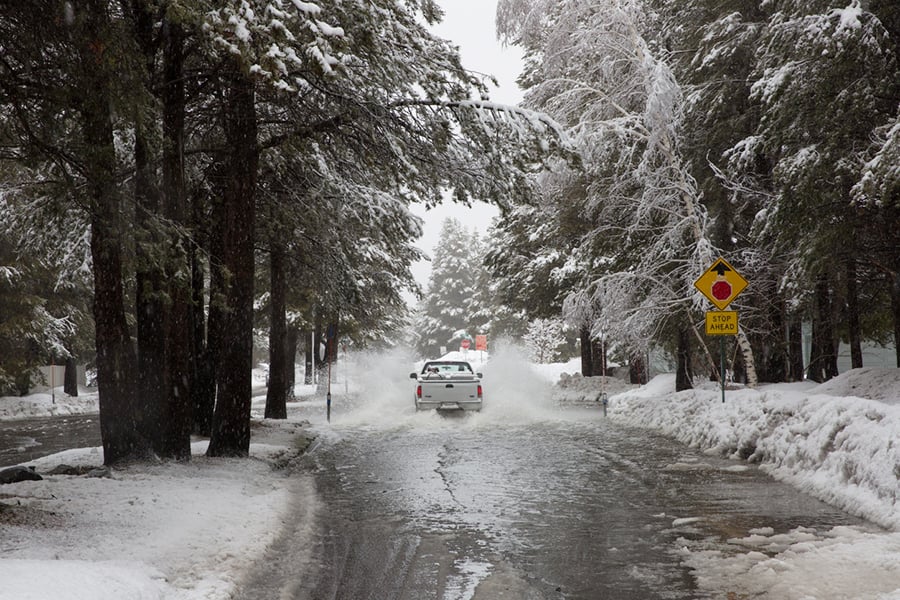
[190,237,216,437]
[590,337,605,377]
[190,184,219,437]
[846,259,863,369]
[628,353,646,385]
[160,18,192,459]
[675,325,693,392]
[79,2,148,465]
[207,63,258,457]
[579,326,592,377]
[63,356,79,397]
[265,245,288,419]
[130,0,167,456]
[787,317,805,382]
[758,295,787,383]
[808,276,839,382]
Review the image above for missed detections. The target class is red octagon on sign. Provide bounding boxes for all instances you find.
[712,280,732,301]
[461,339,471,349]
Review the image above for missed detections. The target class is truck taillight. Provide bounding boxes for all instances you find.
[417,385,422,399]
[477,385,483,399]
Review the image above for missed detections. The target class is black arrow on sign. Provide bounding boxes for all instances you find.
[711,260,732,276]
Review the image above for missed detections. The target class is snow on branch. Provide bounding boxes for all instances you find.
[204,0,343,91]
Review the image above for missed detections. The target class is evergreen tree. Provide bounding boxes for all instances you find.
[522,318,565,364]
[416,218,480,358]
[497,0,718,389]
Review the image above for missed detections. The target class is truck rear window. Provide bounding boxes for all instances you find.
[422,362,473,374]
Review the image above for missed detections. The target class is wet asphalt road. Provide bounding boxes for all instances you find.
[0,414,101,468]
[235,401,866,600]
[0,377,872,599]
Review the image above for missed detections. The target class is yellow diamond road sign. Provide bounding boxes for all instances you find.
[694,257,748,310]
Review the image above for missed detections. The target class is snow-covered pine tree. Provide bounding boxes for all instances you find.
[522,318,565,364]
[416,218,480,358]
[497,0,721,390]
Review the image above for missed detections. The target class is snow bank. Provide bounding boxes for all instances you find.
[601,369,900,529]
[680,525,900,600]
[0,389,100,420]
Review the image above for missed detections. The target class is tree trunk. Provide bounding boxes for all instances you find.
[191,243,215,437]
[265,245,288,419]
[579,326,592,377]
[131,0,167,457]
[893,272,900,368]
[286,326,298,400]
[64,356,78,397]
[846,258,863,369]
[80,2,147,465]
[304,329,314,385]
[161,18,192,459]
[628,353,646,385]
[315,314,327,394]
[809,276,838,382]
[735,329,757,388]
[134,121,167,457]
[590,337,605,377]
[675,325,693,392]
[207,64,258,457]
[787,316,805,382]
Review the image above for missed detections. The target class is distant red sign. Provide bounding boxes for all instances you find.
[475,335,487,351]
[460,339,471,350]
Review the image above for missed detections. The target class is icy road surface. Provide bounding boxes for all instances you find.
[234,352,874,599]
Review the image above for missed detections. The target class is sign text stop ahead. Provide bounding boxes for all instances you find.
[706,311,738,335]
[693,257,748,310]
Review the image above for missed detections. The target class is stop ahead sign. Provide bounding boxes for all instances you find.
[694,257,748,310]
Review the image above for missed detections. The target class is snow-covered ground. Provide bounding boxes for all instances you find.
[2,358,900,599]
[0,370,319,600]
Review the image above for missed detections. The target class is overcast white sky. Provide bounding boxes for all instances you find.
[408,0,524,296]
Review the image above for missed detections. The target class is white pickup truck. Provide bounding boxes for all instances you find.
[410,360,483,412]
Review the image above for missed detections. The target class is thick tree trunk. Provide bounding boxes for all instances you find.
[207,64,258,457]
[808,276,838,382]
[191,246,215,437]
[675,325,693,392]
[758,296,786,382]
[590,337,605,377]
[161,19,192,459]
[63,356,78,397]
[265,245,288,419]
[628,353,646,385]
[579,326,592,377]
[846,259,863,369]
[787,316,805,381]
[131,2,167,457]
[134,125,167,457]
[80,2,147,465]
